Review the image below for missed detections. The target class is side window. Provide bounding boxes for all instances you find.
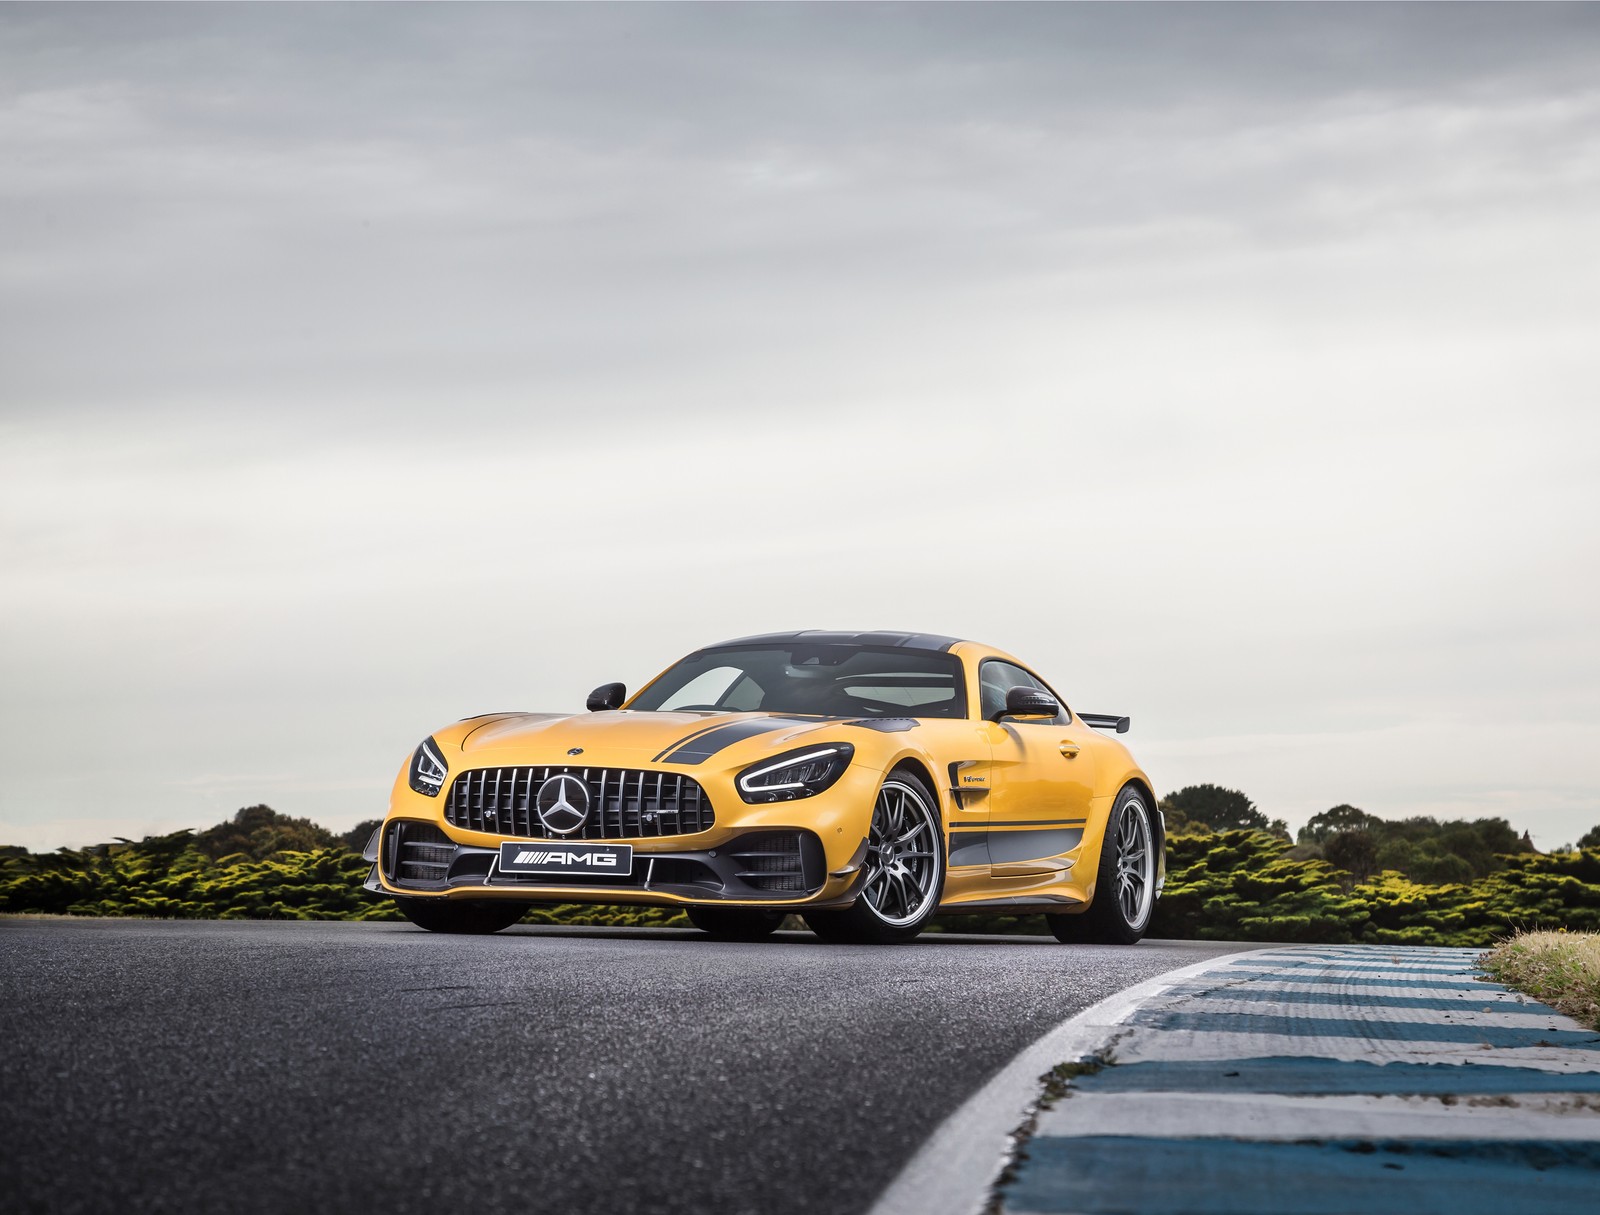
[980,661,1069,724]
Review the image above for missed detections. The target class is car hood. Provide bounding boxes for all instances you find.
[453,710,841,768]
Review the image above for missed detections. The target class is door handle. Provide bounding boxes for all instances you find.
[1059,742,1081,759]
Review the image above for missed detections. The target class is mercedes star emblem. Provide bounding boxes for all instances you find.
[536,773,591,837]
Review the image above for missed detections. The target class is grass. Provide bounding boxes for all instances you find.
[1480,929,1600,1029]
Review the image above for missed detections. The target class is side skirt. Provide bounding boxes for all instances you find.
[938,895,1083,914]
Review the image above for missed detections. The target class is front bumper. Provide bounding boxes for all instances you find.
[365,820,869,908]
[371,747,885,908]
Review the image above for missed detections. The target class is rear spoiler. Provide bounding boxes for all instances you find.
[1080,713,1130,734]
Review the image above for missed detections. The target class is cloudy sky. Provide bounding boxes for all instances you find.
[2,4,1597,852]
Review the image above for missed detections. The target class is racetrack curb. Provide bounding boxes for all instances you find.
[874,943,1600,1215]
[867,945,1280,1215]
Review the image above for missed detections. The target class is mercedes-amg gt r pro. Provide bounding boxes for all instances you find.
[365,631,1165,944]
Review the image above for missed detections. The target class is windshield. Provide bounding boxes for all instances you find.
[629,644,968,719]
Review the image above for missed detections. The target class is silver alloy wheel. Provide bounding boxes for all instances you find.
[861,779,940,927]
[1116,796,1155,929]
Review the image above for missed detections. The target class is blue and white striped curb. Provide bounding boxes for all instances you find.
[870,946,1600,1215]
[1001,945,1600,1215]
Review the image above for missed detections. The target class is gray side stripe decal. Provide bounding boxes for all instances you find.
[948,833,992,867]
[947,826,1086,867]
[988,827,1084,864]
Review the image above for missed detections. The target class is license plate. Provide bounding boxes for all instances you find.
[498,841,633,877]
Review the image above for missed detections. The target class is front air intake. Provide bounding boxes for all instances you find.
[383,820,454,887]
[729,831,817,893]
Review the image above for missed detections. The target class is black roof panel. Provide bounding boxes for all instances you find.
[706,630,964,653]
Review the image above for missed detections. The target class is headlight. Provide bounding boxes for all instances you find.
[408,736,448,797]
[737,743,854,804]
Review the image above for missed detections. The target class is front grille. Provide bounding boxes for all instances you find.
[444,766,715,840]
[730,831,808,892]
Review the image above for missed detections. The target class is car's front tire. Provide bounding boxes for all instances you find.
[1046,785,1157,945]
[394,897,526,935]
[686,906,786,940]
[804,767,945,945]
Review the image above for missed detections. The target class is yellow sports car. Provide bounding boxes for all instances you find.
[364,631,1164,944]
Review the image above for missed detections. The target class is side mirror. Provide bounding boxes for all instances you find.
[991,686,1059,722]
[586,682,626,712]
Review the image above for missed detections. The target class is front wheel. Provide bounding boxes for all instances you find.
[686,906,785,940]
[1046,786,1157,945]
[394,897,526,935]
[804,768,945,944]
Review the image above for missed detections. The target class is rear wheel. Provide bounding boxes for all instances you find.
[394,897,526,935]
[1046,786,1156,945]
[804,768,944,944]
[686,906,785,940]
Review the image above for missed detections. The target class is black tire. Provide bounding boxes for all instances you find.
[804,767,945,945]
[394,897,526,935]
[686,906,786,940]
[1045,785,1157,945]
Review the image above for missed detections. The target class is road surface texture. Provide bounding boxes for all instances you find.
[995,945,1600,1215]
[0,917,1245,1215]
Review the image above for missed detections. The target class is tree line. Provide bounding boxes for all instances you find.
[1158,782,1595,885]
[4,794,1598,944]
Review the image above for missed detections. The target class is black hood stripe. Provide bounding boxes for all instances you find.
[658,716,821,765]
[648,721,729,763]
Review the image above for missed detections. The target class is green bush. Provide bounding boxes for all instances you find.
[8,812,1600,946]
[1355,853,1600,946]
[1152,831,1600,947]
[1151,830,1368,942]
[0,817,699,928]
[0,836,400,921]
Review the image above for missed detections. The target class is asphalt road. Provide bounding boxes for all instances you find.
[0,918,1247,1215]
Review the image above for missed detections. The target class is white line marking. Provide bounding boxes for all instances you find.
[1244,949,1482,960]
[1231,959,1479,973]
[1106,1027,1600,1070]
[1127,998,1581,1030]
[1034,1090,1600,1141]
[1164,986,1523,1005]
[866,947,1280,1215]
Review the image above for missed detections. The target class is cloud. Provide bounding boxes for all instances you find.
[1,5,1597,849]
